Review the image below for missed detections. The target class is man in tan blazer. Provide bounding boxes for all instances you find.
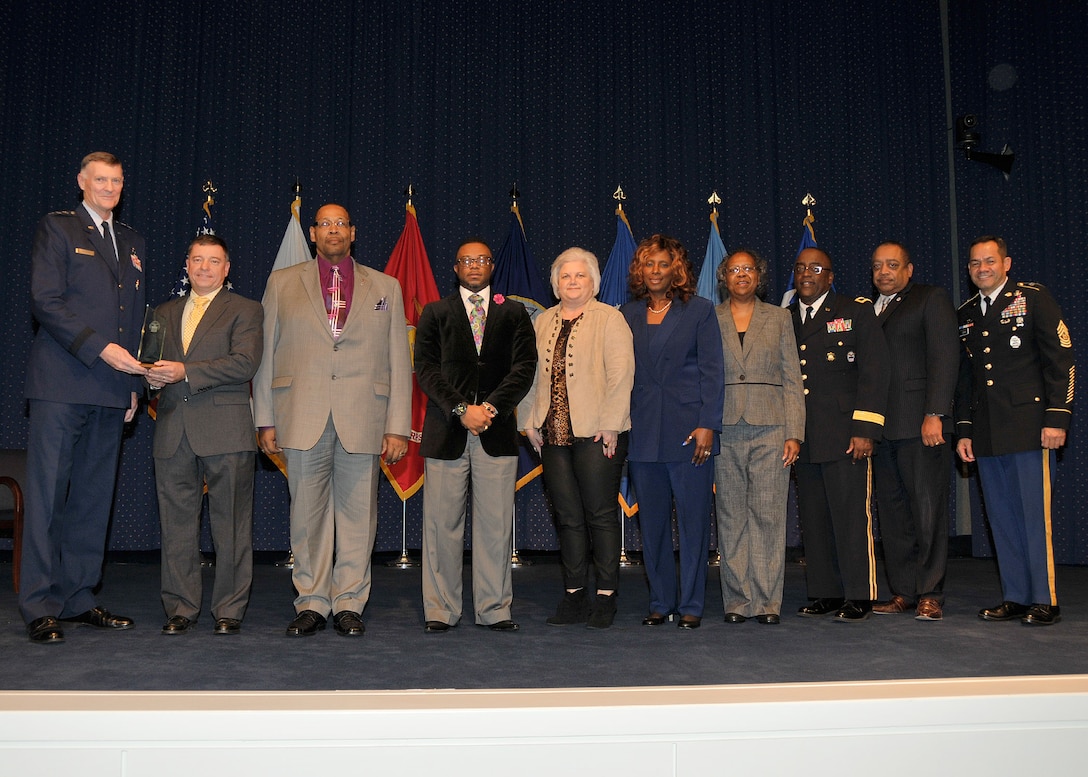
[254,203,411,638]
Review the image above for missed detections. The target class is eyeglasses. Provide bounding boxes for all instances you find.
[794,263,829,275]
[725,265,756,275]
[314,219,351,229]
[457,256,493,267]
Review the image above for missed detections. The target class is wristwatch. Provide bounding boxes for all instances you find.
[453,402,468,417]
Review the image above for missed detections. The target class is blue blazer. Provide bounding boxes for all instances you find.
[621,295,724,462]
[25,206,146,408]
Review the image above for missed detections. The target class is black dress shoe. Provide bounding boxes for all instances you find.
[677,615,702,629]
[797,598,845,618]
[286,609,327,637]
[333,610,365,637]
[724,612,747,623]
[485,619,520,631]
[642,612,673,626]
[61,606,134,630]
[214,618,241,635]
[756,614,781,625]
[27,616,65,645]
[832,600,872,623]
[978,601,1029,621]
[162,615,194,635]
[1022,604,1061,626]
[424,620,451,633]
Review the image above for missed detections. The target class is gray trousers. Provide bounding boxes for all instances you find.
[714,421,790,617]
[422,435,516,625]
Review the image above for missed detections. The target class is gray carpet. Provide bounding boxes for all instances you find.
[3,555,1086,691]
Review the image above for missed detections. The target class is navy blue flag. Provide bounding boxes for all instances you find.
[491,203,551,489]
[781,209,818,307]
[597,206,639,515]
[598,208,637,307]
[171,189,223,298]
[491,203,553,321]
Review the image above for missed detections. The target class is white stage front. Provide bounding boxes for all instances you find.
[4,676,1088,775]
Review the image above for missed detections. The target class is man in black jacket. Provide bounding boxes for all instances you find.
[415,238,537,633]
[869,242,959,621]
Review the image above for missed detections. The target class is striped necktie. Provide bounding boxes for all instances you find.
[327,266,346,339]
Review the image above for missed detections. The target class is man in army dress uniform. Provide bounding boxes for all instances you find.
[955,235,1074,627]
[791,248,890,622]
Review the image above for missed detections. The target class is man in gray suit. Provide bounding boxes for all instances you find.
[254,203,412,638]
[146,234,263,636]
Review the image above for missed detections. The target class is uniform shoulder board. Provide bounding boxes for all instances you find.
[1016,281,1045,292]
[854,296,873,305]
[115,220,136,232]
[957,293,979,311]
[47,209,76,216]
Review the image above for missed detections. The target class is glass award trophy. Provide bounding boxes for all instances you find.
[136,305,165,367]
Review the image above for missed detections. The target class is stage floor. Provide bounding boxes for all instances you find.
[3,555,1086,691]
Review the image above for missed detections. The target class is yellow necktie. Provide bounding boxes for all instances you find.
[182,295,210,354]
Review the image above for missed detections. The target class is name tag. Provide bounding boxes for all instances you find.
[75,247,95,256]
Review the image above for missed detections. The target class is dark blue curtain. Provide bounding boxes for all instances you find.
[1,1,1085,561]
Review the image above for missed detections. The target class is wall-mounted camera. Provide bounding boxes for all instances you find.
[955,114,1014,179]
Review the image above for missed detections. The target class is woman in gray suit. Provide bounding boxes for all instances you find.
[713,249,805,625]
[520,247,634,629]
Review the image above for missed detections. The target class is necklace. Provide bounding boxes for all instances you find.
[647,299,672,314]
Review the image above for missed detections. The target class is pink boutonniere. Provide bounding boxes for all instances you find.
[493,294,505,305]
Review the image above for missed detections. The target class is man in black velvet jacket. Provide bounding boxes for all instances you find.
[414,238,537,634]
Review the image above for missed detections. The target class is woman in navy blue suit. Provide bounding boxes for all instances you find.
[621,235,724,629]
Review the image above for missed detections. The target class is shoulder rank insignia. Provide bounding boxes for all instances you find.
[855,296,873,305]
[1058,320,1072,348]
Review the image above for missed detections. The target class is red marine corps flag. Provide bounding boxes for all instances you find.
[381,192,440,499]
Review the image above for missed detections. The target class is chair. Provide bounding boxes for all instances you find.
[0,448,26,592]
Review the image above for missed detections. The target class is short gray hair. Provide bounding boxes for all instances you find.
[550,247,601,298]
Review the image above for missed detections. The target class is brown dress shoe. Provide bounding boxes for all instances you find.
[915,598,943,621]
[872,594,914,614]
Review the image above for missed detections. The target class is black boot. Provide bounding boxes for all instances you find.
[547,588,589,625]
[586,592,618,629]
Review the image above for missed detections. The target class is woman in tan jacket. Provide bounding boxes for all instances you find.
[519,247,634,628]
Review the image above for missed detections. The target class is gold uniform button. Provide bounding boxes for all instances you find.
[803,388,810,395]
[984,347,991,353]
[800,344,807,351]
[986,379,994,386]
[985,364,992,370]
[800,359,807,366]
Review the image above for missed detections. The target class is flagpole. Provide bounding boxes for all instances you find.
[386,499,420,568]
[505,182,535,569]
[381,182,435,570]
[385,184,421,569]
[618,506,641,567]
[274,177,303,571]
